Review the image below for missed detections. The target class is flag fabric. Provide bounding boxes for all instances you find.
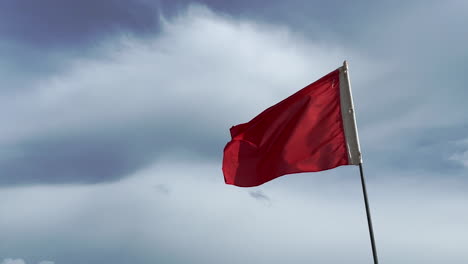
[222,63,361,187]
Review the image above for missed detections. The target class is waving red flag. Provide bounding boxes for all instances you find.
[222,63,361,187]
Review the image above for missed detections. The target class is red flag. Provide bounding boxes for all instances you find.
[223,63,361,187]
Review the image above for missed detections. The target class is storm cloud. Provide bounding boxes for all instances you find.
[1,1,468,263]
[0,6,362,185]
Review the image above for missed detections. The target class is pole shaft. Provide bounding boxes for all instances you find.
[359,163,379,264]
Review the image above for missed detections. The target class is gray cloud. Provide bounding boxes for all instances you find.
[0,5,358,185]
[2,1,466,187]
[154,184,170,195]
[3,1,467,186]
[0,121,224,185]
[0,159,467,264]
[0,0,160,92]
[1,1,468,263]
[0,0,158,47]
[248,190,270,202]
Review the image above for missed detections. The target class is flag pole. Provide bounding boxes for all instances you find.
[358,163,379,264]
[341,61,379,264]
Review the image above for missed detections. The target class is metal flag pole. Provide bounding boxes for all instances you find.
[358,163,379,264]
[340,61,379,264]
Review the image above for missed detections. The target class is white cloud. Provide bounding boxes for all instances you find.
[449,139,468,168]
[0,260,53,264]
[450,151,468,168]
[1,259,25,264]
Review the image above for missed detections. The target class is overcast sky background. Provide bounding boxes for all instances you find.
[1,0,467,263]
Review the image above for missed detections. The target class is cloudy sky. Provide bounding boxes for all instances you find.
[1,0,468,263]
